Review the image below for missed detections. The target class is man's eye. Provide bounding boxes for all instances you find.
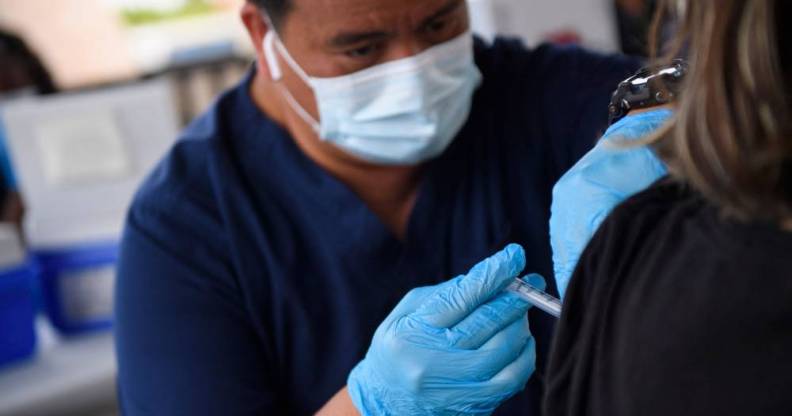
[345,44,379,58]
[425,20,448,33]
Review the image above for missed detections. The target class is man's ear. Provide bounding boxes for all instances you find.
[240,2,273,80]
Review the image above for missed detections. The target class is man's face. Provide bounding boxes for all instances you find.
[275,0,469,77]
[248,0,470,129]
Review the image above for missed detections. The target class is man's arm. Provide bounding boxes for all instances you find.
[115,197,280,414]
[540,47,642,179]
[319,245,540,416]
[317,388,359,416]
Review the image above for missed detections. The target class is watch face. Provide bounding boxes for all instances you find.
[608,59,687,125]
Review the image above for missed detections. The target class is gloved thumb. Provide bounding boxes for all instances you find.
[523,273,546,292]
[413,244,526,328]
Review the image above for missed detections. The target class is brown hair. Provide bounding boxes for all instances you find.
[648,0,792,222]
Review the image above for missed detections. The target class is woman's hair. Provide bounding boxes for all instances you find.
[649,0,792,222]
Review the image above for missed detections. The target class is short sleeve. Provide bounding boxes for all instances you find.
[115,155,281,414]
[536,45,641,178]
[474,38,640,187]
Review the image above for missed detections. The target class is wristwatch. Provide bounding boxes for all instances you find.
[608,59,688,125]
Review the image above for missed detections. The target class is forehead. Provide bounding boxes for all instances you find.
[286,0,460,32]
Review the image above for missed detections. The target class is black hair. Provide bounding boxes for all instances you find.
[249,0,293,30]
[0,28,57,95]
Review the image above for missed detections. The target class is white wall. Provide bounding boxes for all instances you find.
[469,0,499,41]
[471,0,619,52]
[0,0,139,88]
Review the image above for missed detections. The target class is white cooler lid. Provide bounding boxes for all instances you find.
[1,78,178,249]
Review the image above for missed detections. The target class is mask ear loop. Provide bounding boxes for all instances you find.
[270,35,313,86]
[263,30,283,81]
[261,13,313,85]
[262,29,322,134]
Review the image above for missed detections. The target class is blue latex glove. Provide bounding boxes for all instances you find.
[347,244,544,416]
[550,109,673,299]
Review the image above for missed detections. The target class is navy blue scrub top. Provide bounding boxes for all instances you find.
[116,38,638,415]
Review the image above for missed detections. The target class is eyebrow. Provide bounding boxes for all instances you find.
[329,30,392,48]
[420,0,465,28]
[328,0,465,48]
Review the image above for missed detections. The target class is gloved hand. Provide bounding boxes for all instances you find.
[550,109,673,299]
[347,244,543,416]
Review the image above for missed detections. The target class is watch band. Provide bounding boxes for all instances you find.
[608,59,688,125]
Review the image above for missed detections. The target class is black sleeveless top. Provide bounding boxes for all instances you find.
[545,180,792,416]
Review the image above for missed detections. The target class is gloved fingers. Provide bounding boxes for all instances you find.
[550,143,667,299]
[579,148,667,194]
[382,283,457,325]
[467,315,531,381]
[412,244,525,329]
[524,273,546,291]
[601,108,674,143]
[446,273,542,349]
[446,290,530,350]
[483,336,536,395]
[369,285,440,341]
[553,265,575,300]
[422,316,530,385]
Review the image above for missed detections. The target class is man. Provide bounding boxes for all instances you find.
[115,0,641,414]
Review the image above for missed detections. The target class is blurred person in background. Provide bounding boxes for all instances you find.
[614,0,679,57]
[0,28,57,224]
[614,0,657,56]
[115,0,673,414]
[545,0,792,414]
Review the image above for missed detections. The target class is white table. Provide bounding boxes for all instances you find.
[0,317,118,416]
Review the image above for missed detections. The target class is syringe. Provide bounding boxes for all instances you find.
[506,278,562,318]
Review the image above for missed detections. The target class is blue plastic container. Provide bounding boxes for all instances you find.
[0,116,19,190]
[35,242,119,335]
[0,261,37,368]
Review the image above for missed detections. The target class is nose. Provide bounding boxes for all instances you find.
[384,36,433,62]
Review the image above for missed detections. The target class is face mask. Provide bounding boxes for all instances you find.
[263,30,482,165]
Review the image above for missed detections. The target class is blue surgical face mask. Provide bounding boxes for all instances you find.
[263,30,482,165]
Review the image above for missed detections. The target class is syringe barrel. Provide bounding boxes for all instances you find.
[506,279,563,318]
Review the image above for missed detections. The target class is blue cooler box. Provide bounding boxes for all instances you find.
[0,263,37,368]
[0,226,36,368]
[36,242,119,335]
